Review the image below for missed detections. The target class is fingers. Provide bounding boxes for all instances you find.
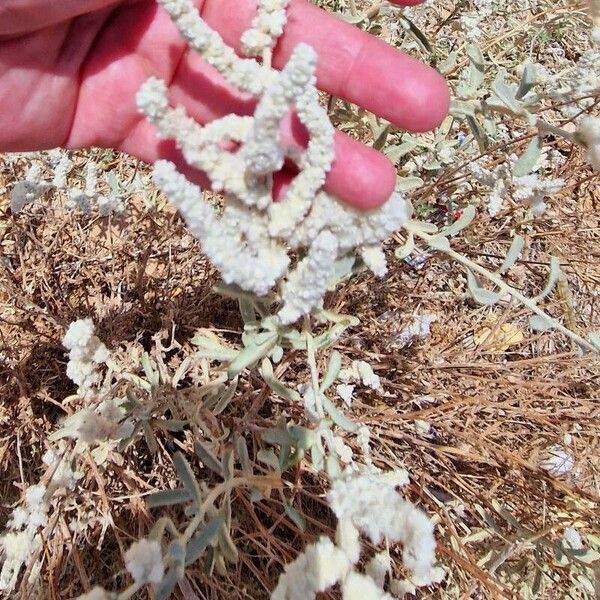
[167,43,396,208]
[201,0,449,132]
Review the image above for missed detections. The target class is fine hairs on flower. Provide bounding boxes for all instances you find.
[137,0,412,324]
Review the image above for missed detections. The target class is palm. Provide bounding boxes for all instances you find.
[0,0,448,209]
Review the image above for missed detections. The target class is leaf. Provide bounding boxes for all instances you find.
[588,332,600,351]
[227,334,277,378]
[173,452,202,503]
[384,142,417,163]
[191,334,238,362]
[466,270,502,305]
[141,352,159,387]
[212,378,238,416]
[529,315,553,332]
[513,137,542,177]
[395,233,415,260]
[233,433,252,474]
[516,62,536,100]
[439,205,476,237]
[534,257,561,302]
[439,49,458,74]
[395,176,424,191]
[497,235,524,274]
[322,397,358,432]
[320,350,342,393]
[186,515,224,566]
[466,115,488,151]
[142,421,159,455]
[428,236,451,252]
[400,14,432,53]
[147,487,193,509]
[155,568,180,600]
[466,45,485,89]
[217,522,239,563]
[262,374,301,403]
[194,442,224,478]
[257,449,280,471]
[491,69,522,113]
[283,501,306,531]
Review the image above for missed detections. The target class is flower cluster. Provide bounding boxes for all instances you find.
[63,318,109,393]
[138,0,411,324]
[10,151,125,216]
[272,467,442,599]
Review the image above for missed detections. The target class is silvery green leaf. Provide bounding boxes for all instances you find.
[257,448,280,470]
[492,69,522,113]
[263,375,301,403]
[311,442,324,471]
[466,45,485,89]
[222,448,234,480]
[439,49,458,74]
[271,345,284,363]
[141,352,159,387]
[440,205,476,237]
[288,426,315,451]
[142,421,159,455]
[428,236,451,252]
[253,331,279,346]
[315,310,360,326]
[497,235,525,274]
[239,297,257,325]
[529,315,553,332]
[233,433,252,473]
[328,254,356,290]
[513,137,542,177]
[217,522,239,563]
[186,515,224,566]
[313,323,348,349]
[212,378,238,416]
[395,233,415,260]
[261,424,292,446]
[395,176,424,191]
[535,257,561,301]
[320,350,342,392]
[283,501,306,531]
[173,452,202,503]
[147,487,192,508]
[326,454,342,478]
[228,335,277,378]
[155,568,179,600]
[401,15,432,53]
[172,356,192,387]
[466,270,502,305]
[260,357,274,378]
[384,141,417,163]
[467,115,488,150]
[322,397,358,432]
[191,335,238,362]
[450,99,477,118]
[588,332,600,351]
[337,12,365,24]
[194,442,224,478]
[516,62,536,100]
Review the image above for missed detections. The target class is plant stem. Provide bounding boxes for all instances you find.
[348,0,358,16]
[407,225,597,353]
[303,320,325,419]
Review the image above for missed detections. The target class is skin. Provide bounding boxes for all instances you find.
[0,0,449,210]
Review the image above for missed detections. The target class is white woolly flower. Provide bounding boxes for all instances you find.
[336,383,355,407]
[339,360,382,391]
[124,539,165,585]
[0,530,42,592]
[365,551,391,590]
[63,319,109,393]
[138,0,413,323]
[327,470,438,583]
[342,571,394,600]
[577,116,600,170]
[76,587,112,600]
[271,536,351,600]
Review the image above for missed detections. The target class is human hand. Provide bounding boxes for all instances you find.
[0,0,449,209]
